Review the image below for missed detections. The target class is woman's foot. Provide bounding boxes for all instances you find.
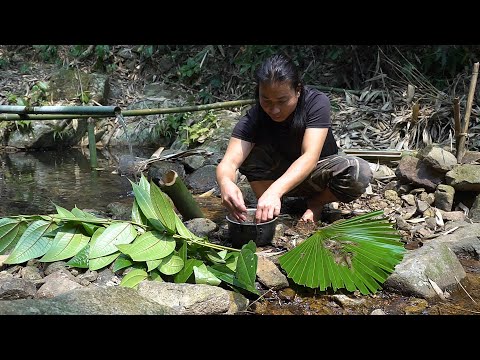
[300,203,324,223]
[299,188,338,223]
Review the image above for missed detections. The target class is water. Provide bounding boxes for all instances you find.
[116,114,133,156]
[0,147,153,216]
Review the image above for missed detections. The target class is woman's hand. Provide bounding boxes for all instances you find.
[220,180,247,222]
[255,190,281,223]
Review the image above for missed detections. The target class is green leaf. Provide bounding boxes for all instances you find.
[54,204,74,218]
[89,252,121,271]
[150,180,176,233]
[225,252,239,272]
[121,231,176,262]
[66,244,90,268]
[204,249,227,264]
[0,218,27,253]
[40,224,90,262]
[112,254,134,272]
[89,222,137,259]
[4,220,57,264]
[131,199,146,225]
[174,258,204,283]
[174,214,202,241]
[193,263,221,286]
[158,253,184,275]
[71,207,100,236]
[130,180,166,232]
[149,269,164,282]
[120,268,148,289]
[146,258,162,271]
[208,265,259,295]
[278,210,405,295]
[233,241,258,293]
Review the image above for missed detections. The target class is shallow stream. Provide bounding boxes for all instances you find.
[1,148,479,315]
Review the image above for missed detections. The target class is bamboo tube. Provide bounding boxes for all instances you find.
[159,170,204,220]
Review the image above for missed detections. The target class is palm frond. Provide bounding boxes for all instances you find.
[278,210,405,295]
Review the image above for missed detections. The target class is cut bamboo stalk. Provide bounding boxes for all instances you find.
[159,170,205,220]
[453,96,461,148]
[411,102,420,124]
[457,62,479,163]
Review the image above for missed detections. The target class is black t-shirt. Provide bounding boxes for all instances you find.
[231,86,338,161]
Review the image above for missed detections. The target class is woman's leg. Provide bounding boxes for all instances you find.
[287,154,373,222]
[249,180,275,198]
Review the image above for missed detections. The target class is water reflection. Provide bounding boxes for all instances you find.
[0,147,155,216]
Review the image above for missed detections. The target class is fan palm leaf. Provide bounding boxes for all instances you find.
[278,210,405,295]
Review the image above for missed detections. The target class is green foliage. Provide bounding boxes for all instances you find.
[278,210,405,295]
[33,45,58,62]
[0,57,9,69]
[233,45,282,76]
[152,113,185,139]
[180,110,218,146]
[69,45,88,57]
[178,57,201,81]
[0,174,259,295]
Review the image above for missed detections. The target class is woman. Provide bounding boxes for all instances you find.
[216,54,372,224]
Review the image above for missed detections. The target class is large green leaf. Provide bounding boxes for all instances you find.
[158,253,184,275]
[89,252,120,271]
[4,220,57,264]
[208,241,259,295]
[71,207,100,236]
[130,180,166,232]
[150,180,176,234]
[120,231,176,262]
[174,258,204,283]
[66,244,90,268]
[0,218,27,253]
[54,204,74,218]
[131,199,147,226]
[40,224,90,262]
[120,268,148,289]
[89,222,137,259]
[278,210,405,295]
[112,254,135,272]
[234,241,258,293]
[193,263,221,286]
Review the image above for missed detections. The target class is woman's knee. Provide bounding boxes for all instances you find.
[329,156,372,202]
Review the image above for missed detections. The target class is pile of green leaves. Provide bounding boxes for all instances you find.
[0,174,258,295]
[279,210,405,295]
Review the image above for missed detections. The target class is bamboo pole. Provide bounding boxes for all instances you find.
[457,62,479,163]
[0,99,256,122]
[159,170,205,221]
[87,117,98,169]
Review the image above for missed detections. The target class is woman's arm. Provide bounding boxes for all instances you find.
[216,137,254,222]
[255,127,329,222]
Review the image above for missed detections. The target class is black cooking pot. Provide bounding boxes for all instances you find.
[226,208,278,248]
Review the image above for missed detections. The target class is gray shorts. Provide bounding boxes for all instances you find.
[239,144,373,203]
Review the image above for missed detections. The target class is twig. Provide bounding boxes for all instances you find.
[442,226,459,236]
[454,275,477,305]
[246,288,274,310]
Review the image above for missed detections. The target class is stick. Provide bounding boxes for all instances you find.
[454,275,477,305]
[457,62,479,163]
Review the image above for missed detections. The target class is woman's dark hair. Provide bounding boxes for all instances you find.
[254,54,306,141]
